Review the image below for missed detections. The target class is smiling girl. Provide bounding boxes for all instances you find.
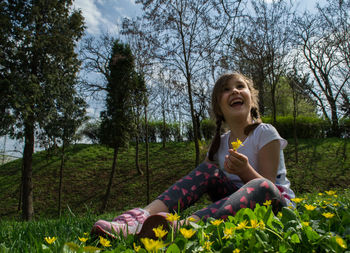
[92,72,295,238]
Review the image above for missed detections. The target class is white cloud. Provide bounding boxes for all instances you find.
[73,0,119,35]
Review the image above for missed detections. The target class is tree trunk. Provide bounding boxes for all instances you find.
[162,108,166,148]
[135,108,143,175]
[292,87,298,163]
[186,76,200,167]
[58,140,65,217]
[100,145,119,212]
[145,104,150,204]
[22,123,34,221]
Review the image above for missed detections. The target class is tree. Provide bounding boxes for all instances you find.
[131,0,242,166]
[294,0,350,136]
[0,0,85,220]
[99,40,138,212]
[230,0,295,120]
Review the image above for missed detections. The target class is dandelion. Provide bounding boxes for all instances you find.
[291,198,304,203]
[222,227,234,239]
[133,243,141,252]
[180,228,196,239]
[44,236,57,244]
[322,212,335,219]
[166,213,180,222]
[263,200,272,206]
[236,220,249,230]
[141,238,166,252]
[233,249,241,253]
[325,190,336,196]
[211,219,224,226]
[99,236,111,247]
[304,204,316,211]
[203,241,214,251]
[335,236,347,249]
[231,138,244,151]
[153,225,168,239]
[78,237,88,243]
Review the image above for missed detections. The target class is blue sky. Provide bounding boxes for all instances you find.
[0,0,322,160]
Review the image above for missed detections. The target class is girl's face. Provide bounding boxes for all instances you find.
[219,75,252,122]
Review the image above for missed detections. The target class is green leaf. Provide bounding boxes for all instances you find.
[166,243,181,253]
[304,226,320,241]
[290,233,301,244]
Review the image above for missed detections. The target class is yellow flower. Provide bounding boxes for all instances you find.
[318,193,323,196]
[44,236,57,244]
[203,241,214,251]
[153,225,168,239]
[263,200,272,206]
[180,228,196,239]
[322,212,335,219]
[133,242,141,252]
[325,190,336,196]
[236,220,248,230]
[258,221,266,230]
[335,236,347,249]
[222,227,234,239]
[187,217,196,222]
[249,219,259,229]
[302,221,310,227]
[291,198,304,203]
[83,232,89,236]
[99,236,111,247]
[166,213,180,222]
[78,237,88,243]
[141,238,166,252]
[233,249,241,253]
[211,219,224,226]
[332,203,339,207]
[277,212,282,218]
[304,204,316,211]
[231,138,244,151]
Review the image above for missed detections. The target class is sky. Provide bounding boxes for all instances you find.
[0,0,322,161]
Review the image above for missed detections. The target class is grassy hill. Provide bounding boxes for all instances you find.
[0,138,349,220]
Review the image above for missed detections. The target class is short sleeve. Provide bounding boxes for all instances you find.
[256,124,287,150]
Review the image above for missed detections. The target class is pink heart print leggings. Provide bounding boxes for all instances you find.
[157,162,288,220]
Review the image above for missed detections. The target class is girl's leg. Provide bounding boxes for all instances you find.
[194,178,287,220]
[157,162,238,213]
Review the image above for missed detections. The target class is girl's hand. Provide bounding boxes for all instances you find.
[224,149,254,179]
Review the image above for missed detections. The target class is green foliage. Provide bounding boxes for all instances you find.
[200,119,216,140]
[262,116,332,139]
[1,190,349,252]
[99,40,139,149]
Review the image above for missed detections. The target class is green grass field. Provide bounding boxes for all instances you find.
[0,139,349,252]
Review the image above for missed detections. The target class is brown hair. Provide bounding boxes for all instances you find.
[208,72,262,161]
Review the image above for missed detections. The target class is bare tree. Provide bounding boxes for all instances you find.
[294,0,350,136]
[230,0,295,121]
[127,0,242,166]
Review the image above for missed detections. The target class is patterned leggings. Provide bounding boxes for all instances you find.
[157,162,287,220]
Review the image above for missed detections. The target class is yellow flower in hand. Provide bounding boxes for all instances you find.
[231,138,244,151]
[44,236,57,244]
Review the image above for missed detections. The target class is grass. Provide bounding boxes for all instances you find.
[0,138,349,252]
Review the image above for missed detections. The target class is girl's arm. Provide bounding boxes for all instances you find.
[224,140,280,183]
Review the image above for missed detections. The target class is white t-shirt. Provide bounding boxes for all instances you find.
[212,123,295,200]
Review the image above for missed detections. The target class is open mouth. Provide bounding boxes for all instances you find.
[230,99,244,107]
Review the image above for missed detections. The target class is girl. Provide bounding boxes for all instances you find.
[92,72,295,238]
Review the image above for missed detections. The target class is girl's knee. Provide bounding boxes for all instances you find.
[246,178,278,195]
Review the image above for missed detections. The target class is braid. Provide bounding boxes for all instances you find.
[208,117,222,161]
[244,107,262,135]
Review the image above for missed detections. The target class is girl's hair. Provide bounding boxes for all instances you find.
[208,72,262,161]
